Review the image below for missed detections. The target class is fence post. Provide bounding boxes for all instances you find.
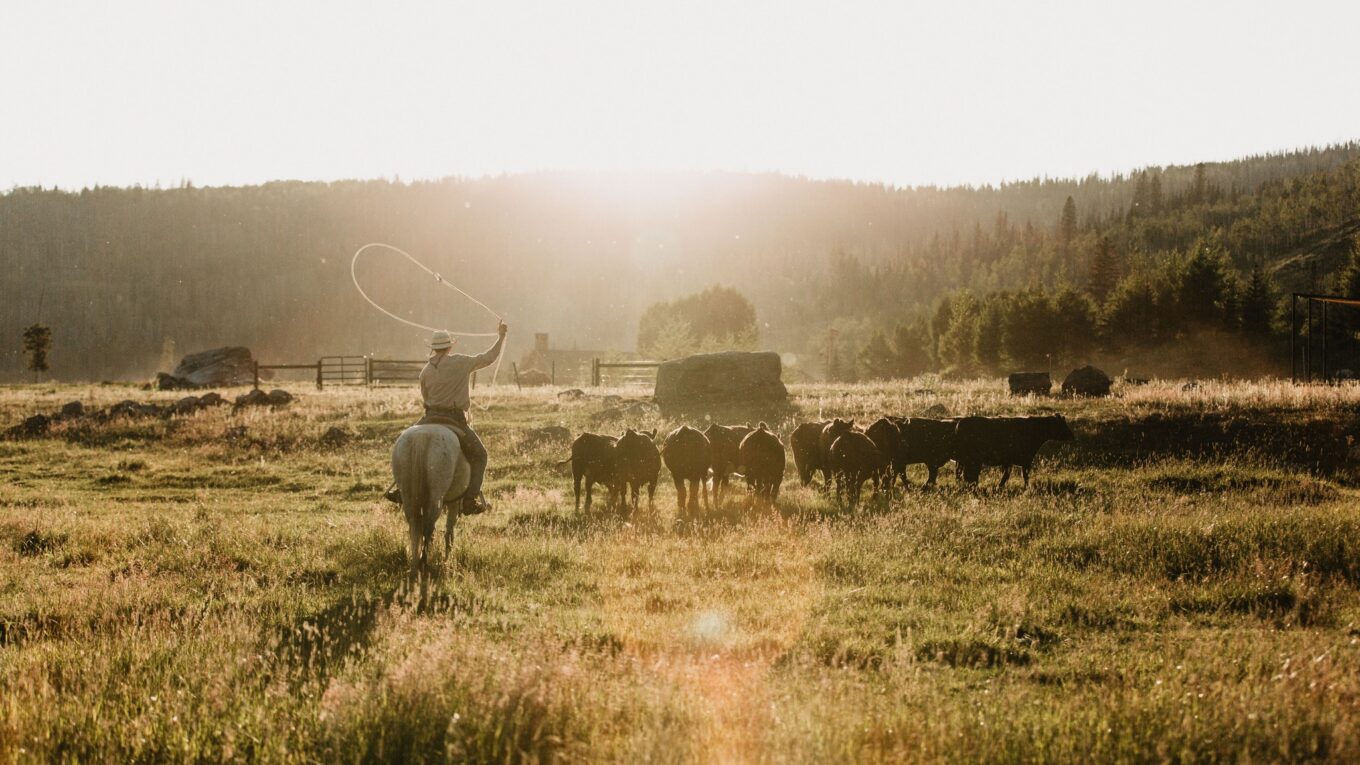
[316,360,323,390]
[512,362,522,391]
[253,361,260,391]
[551,360,556,386]
[365,356,372,387]
[592,358,600,387]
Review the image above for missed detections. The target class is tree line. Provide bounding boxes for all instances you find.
[3,142,1359,381]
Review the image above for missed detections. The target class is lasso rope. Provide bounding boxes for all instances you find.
[351,242,506,387]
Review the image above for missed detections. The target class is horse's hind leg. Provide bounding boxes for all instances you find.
[444,507,456,556]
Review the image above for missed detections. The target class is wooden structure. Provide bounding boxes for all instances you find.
[1292,292,1360,383]
[253,356,424,390]
[591,358,662,387]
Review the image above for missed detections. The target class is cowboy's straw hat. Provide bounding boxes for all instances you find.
[429,330,453,350]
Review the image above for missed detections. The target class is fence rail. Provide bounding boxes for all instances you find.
[591,359,663,387]
[253,356,429,389]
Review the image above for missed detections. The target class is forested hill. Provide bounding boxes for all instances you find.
[3,142,1359,381]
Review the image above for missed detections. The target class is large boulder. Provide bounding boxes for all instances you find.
[160,347,257,389]
[1008,372,1052,396]
[654,351,788,413]
[1062,365,1112,397]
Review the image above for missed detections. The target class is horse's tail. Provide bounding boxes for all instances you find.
[395,431,428,562]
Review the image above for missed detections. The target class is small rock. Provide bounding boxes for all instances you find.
[522,425,572,447]
[198,392,226,407]
[922,403,950,418]
[602,395,623,406]
[59,401,85,419]
[234,389,271,408]
[557,388,586,400]
[7,414,52,438]
[174,396,203,415]
[266,389,294,406]
[320,426,352,447]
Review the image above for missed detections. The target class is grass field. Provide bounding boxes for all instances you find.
[2,378,1360,763]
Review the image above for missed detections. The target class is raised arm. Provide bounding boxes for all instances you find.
[472,321,508,370]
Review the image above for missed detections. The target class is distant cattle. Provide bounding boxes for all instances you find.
[827,430,887,507]
[662,425,712,514]
[953,415,1075,487]
[738,423,786,505]
[864,417,902,492]
[888,416,958,487]
[614,428,661,513]
[815,419,856,491]
[790,420,829,486]
[559,432,619,512]
[705,423,753,505]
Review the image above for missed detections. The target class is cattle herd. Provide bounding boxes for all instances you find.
[558,414,1075,513]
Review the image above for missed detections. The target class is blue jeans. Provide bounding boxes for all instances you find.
[460,425,488,497]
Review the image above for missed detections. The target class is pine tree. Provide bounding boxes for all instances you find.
[1339,238,1360,299]
[22,324,51,383]
[1239,265,1274,335]
[858,330,896,380]
[1058,196,1078,249]
[891,320,932,378]
[1087,237,1122,304]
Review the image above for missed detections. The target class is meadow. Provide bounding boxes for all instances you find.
[2,378,1359,763]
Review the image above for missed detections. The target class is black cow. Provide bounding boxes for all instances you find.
[614,428,661,513]
[559,433,618,512]
[790,420,829,486]
[704,423,752,505]
[888,416,958,487]
[864,417,902,493]
[738,423,786,505]
[827,431,886,508]
[818,419,856,493]
[953,415,1075,487]
[662,425,712,513]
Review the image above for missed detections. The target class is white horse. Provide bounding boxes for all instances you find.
[391,425,471,572]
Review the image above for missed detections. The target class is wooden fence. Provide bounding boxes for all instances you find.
[252,356,503,389]
[590,359,662,387]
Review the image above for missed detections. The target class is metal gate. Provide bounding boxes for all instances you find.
[319,356,367,386]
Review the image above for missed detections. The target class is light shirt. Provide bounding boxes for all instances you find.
[419,341,501,411]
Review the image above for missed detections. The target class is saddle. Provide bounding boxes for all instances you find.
[415,413,475,458]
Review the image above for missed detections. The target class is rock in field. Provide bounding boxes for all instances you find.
[1062,365,1112,397]
[159,347,258,389]
[654,351,788,413]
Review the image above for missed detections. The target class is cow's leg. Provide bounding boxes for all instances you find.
[700,478,710,512]
[1022,462,1032,487]
[998,465,1011,489]
[925,464,938,487]
[584,478,594,512]
[647,478,657,508]
[674,476,687,512]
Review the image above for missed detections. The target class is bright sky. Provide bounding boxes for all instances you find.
[3,0,1358,190]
